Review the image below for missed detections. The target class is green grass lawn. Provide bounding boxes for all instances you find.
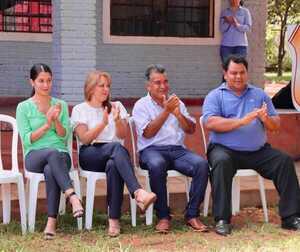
[1,208,300,252]
[264,72,292,82]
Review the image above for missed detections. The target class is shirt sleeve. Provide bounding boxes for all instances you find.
[16,102,32,149]
[263,93,278,116]
[57,100,71,142]
[132,100,151,137]
[116,101,128,119]
[220,9,231,33]
[202,90,222,124]
[179,101,196,123]
[236,8,252,33]
[71,104,88,130]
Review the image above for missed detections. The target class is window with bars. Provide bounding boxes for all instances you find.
[110,0,214,38]
[0,0,52,33]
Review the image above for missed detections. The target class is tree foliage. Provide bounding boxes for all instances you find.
[267,0,300,76]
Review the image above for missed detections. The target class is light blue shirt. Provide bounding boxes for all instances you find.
[220,6,252,47]
[132,94,196,151]
[202,83,277,151]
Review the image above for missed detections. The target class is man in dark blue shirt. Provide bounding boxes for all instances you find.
[203,55,300,236]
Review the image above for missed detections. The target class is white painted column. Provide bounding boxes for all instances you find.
[52,0,97,103]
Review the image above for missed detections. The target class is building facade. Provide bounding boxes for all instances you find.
[0,0,267,104]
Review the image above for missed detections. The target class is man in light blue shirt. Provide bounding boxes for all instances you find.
[220,0,252,63]
[203,55,300,236]
[132,64,209,233]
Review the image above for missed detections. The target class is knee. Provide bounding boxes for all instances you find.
[210,154,233,171]
[194,159,209,178]
[105,159,117,174]
[147,158,167,177]
[43,164,53,177]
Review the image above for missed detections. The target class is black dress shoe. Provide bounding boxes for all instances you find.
[282,217,300,230]
[215,220,231,236]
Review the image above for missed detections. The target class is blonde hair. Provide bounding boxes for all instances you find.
[84,70,112,112]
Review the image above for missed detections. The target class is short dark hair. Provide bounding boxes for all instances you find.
[222,55,248,71]
[145,64,166,80]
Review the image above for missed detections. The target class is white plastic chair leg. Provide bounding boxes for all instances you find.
[258,176,269,222]
[58,193,66,215]
[28,179,40,232]
[203,182,211,217]
[72,172,83,230]
[130,196,137,227]
[185,177,190,202]
[85,177,97,230]
[145,177,153,226]
[232,176,240,215]
[17,176,27,234]
[2,184,11,224]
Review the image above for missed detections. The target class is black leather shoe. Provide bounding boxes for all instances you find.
[282,217,300,230]
[215,220,231,236]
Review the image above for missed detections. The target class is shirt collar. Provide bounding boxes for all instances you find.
[219,82,254,94]
[146,93,164,108]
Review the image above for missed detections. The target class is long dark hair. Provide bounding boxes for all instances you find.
[30,63,52,97]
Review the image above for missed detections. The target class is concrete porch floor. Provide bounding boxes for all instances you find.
[1,161,300,219]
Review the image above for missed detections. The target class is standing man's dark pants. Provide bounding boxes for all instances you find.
[207,143,300,222]
[139,145,209,220]
[25,148,72,218]
[79,142,141,219]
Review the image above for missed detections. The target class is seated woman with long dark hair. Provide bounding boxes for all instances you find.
[16,63,84,239]
[71,70,156,237]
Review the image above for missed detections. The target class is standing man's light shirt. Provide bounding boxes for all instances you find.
[132,93,195,151]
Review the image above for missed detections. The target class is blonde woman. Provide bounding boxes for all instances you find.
[71,70,156,237]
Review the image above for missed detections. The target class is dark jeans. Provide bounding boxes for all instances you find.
[139,145,209,220]
[79,142,141,219]
[207,143,300,222]
[220,45,247,63]
[25,148,72,218]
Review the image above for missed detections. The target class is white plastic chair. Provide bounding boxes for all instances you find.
[76,135,136,229]
[24,134,83,232]
[128,117,190,225]
[0,114,27,234]
[199,116,268,222]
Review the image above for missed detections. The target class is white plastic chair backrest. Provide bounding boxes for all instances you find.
[0,114,19,172]
[199,115,208,153]
[128,117,139,168]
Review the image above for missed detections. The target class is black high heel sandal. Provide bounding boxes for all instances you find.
[66,191,84,218]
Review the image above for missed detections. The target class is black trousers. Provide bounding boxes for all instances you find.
[25,149,72,218]
[207,143,300,222]
[79,142,141,219]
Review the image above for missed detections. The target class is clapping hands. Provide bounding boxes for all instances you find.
[163,94,181,116]
[240,102,268,126]
[112,103,121,123]
[46,103,61,125]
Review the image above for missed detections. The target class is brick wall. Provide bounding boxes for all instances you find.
[0,41,51,97]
